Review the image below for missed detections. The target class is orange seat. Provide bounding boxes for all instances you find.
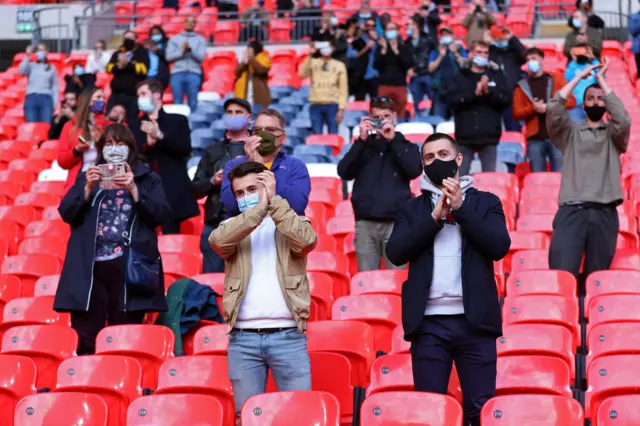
[307,251,350,297]
[586,355,640,420]
[0,354,37,424]
[2,325,77,390]
[158,234,200,254]
[14,392,108,426]
[16,122,50,144]
[587,322,640,371]
[29,180,65,196]
[161,253,202,282]
[308,271,334,321]
[481,394,584,425]
[349,269,408,296]
[55,355,143,426]
[505,270,576,300]
[586,294,640,337]
[596,394,640,426]
[95,325,175,390]
[331,294,402,354]
[33,275,59,297]
[496,355,572,397]
[24,220,70,240]
[1,254,61,297]
[360,391,463,425]
[242,391,340,426]
[18,236,67,262]
[127,393,225,425]
[510,249,549,272]
[305,134,345,156]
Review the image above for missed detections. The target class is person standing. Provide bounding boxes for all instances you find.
[349,18,381,101]
[574,0,605,30]
[233,40,272,112]
[19,44,58,124]
[209,161,316,418]
[462,0,496,47]
[427,26,467,119]
[85,40,110,74]
[386,132,510,426]
[145,26,170,90]
[563,9,602,61]
[337,97,422,271]
[405,15,435,115]
[418,0,442,42]
[547,59,631,282]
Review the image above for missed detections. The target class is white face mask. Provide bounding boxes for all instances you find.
[103,145,129,164]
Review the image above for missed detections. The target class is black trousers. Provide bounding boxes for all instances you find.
[161,216,183,235]
[549,204,618,282]
[70,257,145,355]
[353,77,380,101]
[635,53,640,78]
[411,315,497,426]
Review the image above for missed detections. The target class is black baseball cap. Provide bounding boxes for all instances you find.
[223,98,252,114]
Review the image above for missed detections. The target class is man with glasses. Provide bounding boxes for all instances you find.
[220,108,311,217]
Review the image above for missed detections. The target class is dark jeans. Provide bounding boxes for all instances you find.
[107,92,139,124]
[430,92,449,120]
[161,217,183,235]
[70,257,145,355]
[24,93,53,123]
[459,144,497,175]
[200,224,225,273]
[526,138,563,172]
[501,105,521,132]
[310,103,338,135]
[411,315,497,426]
[353,77,379,101]
[408,74,432,113]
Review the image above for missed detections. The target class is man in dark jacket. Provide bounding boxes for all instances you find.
[338,97,422,272]
[442,40,511,175]
[418,0,442,41]
[488,26,526,131]
[130,80,199,234]
[386,132,510,426]
[192,98,252,273]
[106,30,150,123]
[406,14,435,115]
[349,17,381,101]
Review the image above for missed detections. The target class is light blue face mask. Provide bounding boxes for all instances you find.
[572,18,582,29]
[472,56,488,68]
[440,35,453,45]
[385,30,398,40]
[527,59,541,74]
[493,40,508,49]
[150,34,163,43]
[74,66,85,76]
[137,96,154,113]
[406,29,413,37]
[223,114,249,131]
[237,193,260,213]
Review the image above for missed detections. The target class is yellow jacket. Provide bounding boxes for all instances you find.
[299,56,348,110]
[234,52,272,108]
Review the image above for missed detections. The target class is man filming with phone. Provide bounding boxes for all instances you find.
[337,96,422,272]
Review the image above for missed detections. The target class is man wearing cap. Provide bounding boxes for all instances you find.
[193,98,253,273]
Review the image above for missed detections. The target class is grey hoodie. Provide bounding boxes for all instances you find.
[165,31,206,75]
[420,174,474,316]
[18,56,59,106]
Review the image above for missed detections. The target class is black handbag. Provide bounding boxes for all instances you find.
[124,216,160,296]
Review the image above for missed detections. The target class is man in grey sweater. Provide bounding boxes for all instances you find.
[19,44,59,123]
[166,16,206,112]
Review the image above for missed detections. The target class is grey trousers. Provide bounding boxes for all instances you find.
[459,145,497,176]
[355,220,404,272]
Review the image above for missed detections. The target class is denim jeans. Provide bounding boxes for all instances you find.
[170,72,202,112]
[526,138,563,172]
[227,328,311,416]
[309,103,338,135]
[24,93,53,123]
[502,105,522,132]
[430,92,449,120]
[200,224,225,273]
[408,74,432,113]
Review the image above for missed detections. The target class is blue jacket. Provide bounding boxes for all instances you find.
[221,152,311,217]
[564,59,600,106]
[385,187,510,340]
[630,13,640,54]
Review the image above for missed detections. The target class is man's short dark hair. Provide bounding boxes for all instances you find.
[256,108,286,129]
[583,82,603,102]
[224,97,252,114]
[370,96,395,112]
[228,161,268,182]
[136,79,163,94]
[411,13,424,29]
[469,40,490,51]
[525,47,545,59]
[421,132,460,155]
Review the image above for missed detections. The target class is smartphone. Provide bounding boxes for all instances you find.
[98,163,126,190]
[78,136,88,145]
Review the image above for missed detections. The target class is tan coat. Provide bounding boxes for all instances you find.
[233,52,272,109]
[462,11,496,47]
[209,196,317,332]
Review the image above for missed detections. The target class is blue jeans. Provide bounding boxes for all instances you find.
[408,74,432,113]
[309,103,338,135]
[526,138,563,172]
[227,328,311,416]
[24,93,53,123]
[170,72,202,112]
[502,105,522,132]
[430,92,449,120]
[200,224,225,273]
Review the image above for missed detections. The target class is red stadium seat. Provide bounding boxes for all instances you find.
[481,395,584,426]
[596,394,640,425]
[15,123,50,144]
[601,40,623,59]
[0,205,38,230]
[41,206,61,221]
[325,216,354,249]
[610,248,640,270]
[307,252,350,297]
[95,325,175,390]
[127,394,225,426]
[2,325,77,390]
[519,197,559,215]
[309,271,334,321]
[0,170,34,191]
[497,355,572,397]
[587,323,640,371]
[1,296,70,335]
[390,325,410,354]
[14,192,59,212]
[587,295,640,337]
[192,324,228,356]
[14,393,108,426]
[191,272,225,295]
[473,172,518,190]
[23,220,70,240]
[523,172,562,188]
[505,270,576,300]
[29,180,65,196]
[18,236,67,262]
[331,294,402,354]
[504,232,550,274]
[367,353,414,396]
[33,275,59,297]
[510,249,549,272]
[9,160,50,181]
[586,355,640,419]
[0,354,37,424]
[56,355,143,426]
[1,254,61,297]
[0,181,22,204]
[360,391,463,425]
[519,185,560,200]
[161,253,202,282]
[516,214,554,235]
[0,221,20,255]
[158,234,200,254]
[310,176,342,193]
[305,134,345,156]
[349,269,408,296]
[242,391,340,426]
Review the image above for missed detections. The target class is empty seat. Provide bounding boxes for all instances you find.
[367,353,414,396]
[0,354,37,424]
[596,394,640,426]
[585,270,640,316]
[504,231,550,273]
[610,248,640,270]
[349,270,408,296]
[161,253,202,282]
[17,236,67,262]
[126,394,225,426]
[390,325,410,354]
[192,323,228,356]
[1,296,70,335]
[307,252,350,297]
[0,274,21,313]
[33,275,59,297]
[1,254,61,297]
[305,352,356,426]
[505,270,576,301]
[481,394,584,425]
[587,322,640,371]
[586,294,640,338]
[586,355,640,419]
[308,271,334,321]
[510,249,549,272]
[360,391,463,425]
[158,234,200,254]
[14,393,108,426]
[23,220,70,240]
[241,391,340,426]
[497,355,572,397]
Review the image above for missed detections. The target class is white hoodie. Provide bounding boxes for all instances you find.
[419,174,474,316]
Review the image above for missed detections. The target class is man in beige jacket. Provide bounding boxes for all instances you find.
[462,0,496,47]
[209,161,317,417]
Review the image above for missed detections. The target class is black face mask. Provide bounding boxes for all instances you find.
[423,159,458,185]
[584,105,606,122]
[576,55,589,65]
[123,39,135,51]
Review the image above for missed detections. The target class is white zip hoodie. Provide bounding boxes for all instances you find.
[419,174,474,316]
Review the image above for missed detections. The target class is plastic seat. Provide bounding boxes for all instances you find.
[331,294,402,354]
[519,197,560,215]
[126,394,224,426]
[307,252,350,297]
[325,216,355,249]
[0,181,22,204]
[587,323,640,371]
[10,160,51,181]
[522,172,562,188]
[23,220,70,240]
[586,355,640,419]
[505,270,576,301]
[596,394,640,425]
[161,253,202,283]
[360,391,463,425]
[516,214,554,235]
[519,185,560,200]
[14,392,108,426]
[191,273,224,295]
[1,296,70,336]
[95,325,175,390]
[0,221,20,256]
[55,355,143,426]
[610,248,640,270]
[308,272,335,321]
[0,274,21,313]
[41,206,61,221]
[0,205,37,230]
[33,275,59,297]
[497,355,572,397]
[15,123,50,145]
[1,254,61,297]
[242,391,340,426]
[510,249,549,272]
[473,172,518,191]
[17,236,67,262]
[481,394,584,425]
[586,294,640,337]
[390,325,410,354]
[158,234,200,254]
[2,325,77,390]
[310,176,342,193]
[504,231,550,274]
[349,270,408,296]
[0,354,37,425]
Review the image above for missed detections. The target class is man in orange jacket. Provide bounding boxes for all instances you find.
[513,47,576,172]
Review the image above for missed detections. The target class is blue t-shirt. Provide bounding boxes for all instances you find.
[565,59,600,106]
[95,189,134,262]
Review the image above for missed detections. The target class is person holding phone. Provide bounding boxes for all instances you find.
[49,92,78,140]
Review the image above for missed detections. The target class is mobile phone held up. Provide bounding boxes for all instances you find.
[98,163,126,190]
[369,117,383,134]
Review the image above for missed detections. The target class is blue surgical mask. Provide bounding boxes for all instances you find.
[406,29,413,36]
[572,18,582,29]
[440,36,453,45]
[527,59,541,74]
[150,34,163,43]
[330,17,338,26]
[74,66,85,76]
[36,51,46,61]
[237,193,260,212]
[385,30,398,40]
[223,114,249,131]
[137,96,154,113]
[473,56,488,67]
[493,40,508,48]
[359,12,371,18]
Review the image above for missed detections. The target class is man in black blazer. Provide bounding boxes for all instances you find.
[129,79,199,234]
[386,132,510,426]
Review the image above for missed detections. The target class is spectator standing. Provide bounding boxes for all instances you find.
[292,0,322,40]
[337,97,422,272]
[563,9,602,61]
[462,0,496,48]
[386,132,509,426]
[565,44,600,122]
[166,17,206,112]
[513,47,576,172]
[299,41,348,135]
[350,0,383,35]
[216,0,239,19]
[427,26,467,119]
[241,0,269,41]
[487,26,526,131]
[312,11,338,42]
[209,161,316,419]
[130,80,199,234]
[144,26,170,90]
[234,40,272,112]
[64,63,96,95]
[49,92,78,140]
[220,109,311,217]
[54,123,169,355]
[349,18,380,101]
[375,21,415,119]
[106,31,150,122]
[630,8,640,78]
[442,41,510,175]
[575,0,605,30]
[418,0,442,42]
[85,40,110,74]
[19,44,58,124]
[406,15,435,116]
[193,98,253,273]
[547,59,631,281]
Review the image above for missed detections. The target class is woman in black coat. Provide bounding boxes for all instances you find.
[54,123,170,355]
